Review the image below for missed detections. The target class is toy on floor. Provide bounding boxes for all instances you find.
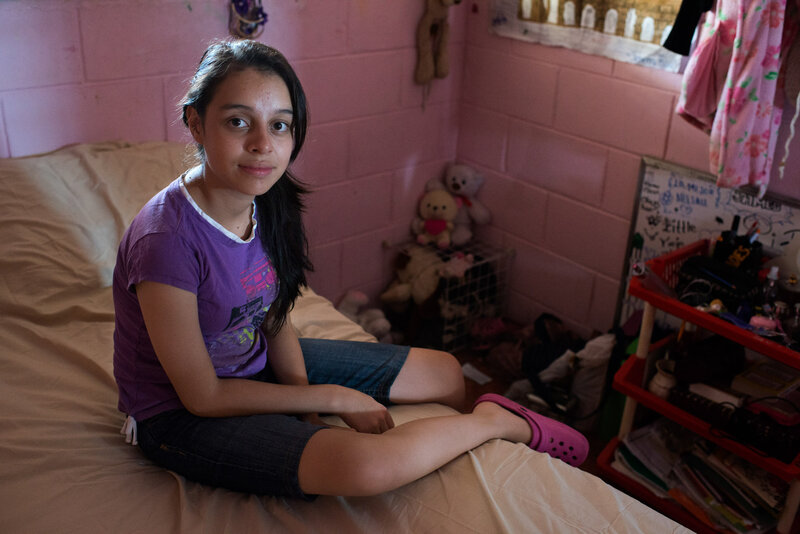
[337,289,393,343]
[415,0,462,85]
[426,163,491,246]
[412,188,459,249]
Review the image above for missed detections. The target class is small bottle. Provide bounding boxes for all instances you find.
[785,303,800,343]
[775,300,789,321]
[761,266,780,308]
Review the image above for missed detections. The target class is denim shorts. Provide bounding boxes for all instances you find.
[136,338,409,499]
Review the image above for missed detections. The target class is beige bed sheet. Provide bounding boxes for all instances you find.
[0,142,691,533]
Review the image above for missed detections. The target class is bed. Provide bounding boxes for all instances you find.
[0,141,691,533]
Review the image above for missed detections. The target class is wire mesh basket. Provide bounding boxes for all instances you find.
[384,239,514,353]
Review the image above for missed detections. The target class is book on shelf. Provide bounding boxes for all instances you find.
[612,443,669,498]
[731,359,800,399]
[672,462,733,531]
[667,487,718,531]
[611,458,669,499]
[684,451,777,532]
[621,418,697,482]
[703,446,788,512]
[618,419,784,534]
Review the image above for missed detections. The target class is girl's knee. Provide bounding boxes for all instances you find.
[298,431,400,496]
[391,348,465,409]
[433,350,466,407]
[346,455,401,496]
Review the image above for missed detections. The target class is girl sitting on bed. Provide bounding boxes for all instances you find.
[112,39,589,499]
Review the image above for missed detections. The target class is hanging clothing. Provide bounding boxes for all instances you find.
[677,0,799,197]
[778,3,800,178]
[676,0,738,131]
[664,0,715,56]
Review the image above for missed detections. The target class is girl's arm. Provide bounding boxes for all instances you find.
[262,314,326,425]
[136,280,393,432]
[264,311,396,433]
[261,314,309,387]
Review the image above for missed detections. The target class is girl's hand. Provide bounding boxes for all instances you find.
[336,388,395,434]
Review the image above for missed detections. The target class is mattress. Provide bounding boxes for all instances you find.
[0,141,691,533]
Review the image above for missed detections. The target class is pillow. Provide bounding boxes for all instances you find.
[0,141,191,303]
[291,287,377,343]
[81,141,193,229]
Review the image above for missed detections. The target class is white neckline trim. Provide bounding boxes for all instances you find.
[179,175,257,244]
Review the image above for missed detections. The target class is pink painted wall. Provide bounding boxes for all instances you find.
[457,0,800,334]
[0,0,465,312]
[0,0,796,336]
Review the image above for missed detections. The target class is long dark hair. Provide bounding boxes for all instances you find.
[180,39,313,336]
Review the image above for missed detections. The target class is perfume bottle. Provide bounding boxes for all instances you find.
[784,303,800,343]
[760,266,780,308]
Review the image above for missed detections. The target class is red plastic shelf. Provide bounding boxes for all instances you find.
[628,239,800,370]
[614,355,800,481]
[614,240,800,532]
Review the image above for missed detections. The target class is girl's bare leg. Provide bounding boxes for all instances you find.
[297,401,531,496]
[389,348,465,410]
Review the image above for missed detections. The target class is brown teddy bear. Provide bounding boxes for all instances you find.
[414,0,462,85]
[413,188,459,249]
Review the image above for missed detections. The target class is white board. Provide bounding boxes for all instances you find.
[615,157,800,327]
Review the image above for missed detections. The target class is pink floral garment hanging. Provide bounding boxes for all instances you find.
[676,1,738,132]
[678,0,790,197]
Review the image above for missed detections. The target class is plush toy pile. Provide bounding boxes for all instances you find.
[411,163,491,247]
[379,162,495,348]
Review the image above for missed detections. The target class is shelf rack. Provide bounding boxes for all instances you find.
[608,239,800,534]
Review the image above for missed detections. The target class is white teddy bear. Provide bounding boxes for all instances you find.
[337,289,393,343]
[426,163,491,246]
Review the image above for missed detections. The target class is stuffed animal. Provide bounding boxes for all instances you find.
[380,244,444,312]
[414,0,462,85]
[439,252,474,279]
[337,289,393,343]
[413,188,459,249]
[427,163,491,246]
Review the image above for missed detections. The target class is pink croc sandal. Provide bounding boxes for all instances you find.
[473,393,589,467]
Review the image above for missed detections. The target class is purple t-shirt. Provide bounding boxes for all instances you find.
[113,177,277,421]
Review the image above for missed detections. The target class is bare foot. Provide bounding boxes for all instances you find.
[472,401,532,445]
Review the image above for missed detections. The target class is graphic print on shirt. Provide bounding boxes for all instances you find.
[240,256,277,299]
[208,256,277,369]
[223,296,267,332]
